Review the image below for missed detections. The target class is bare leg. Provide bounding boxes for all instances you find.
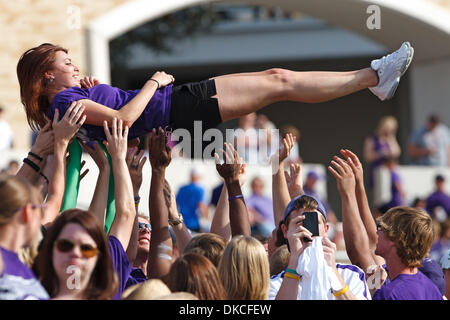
[212,68,378,122]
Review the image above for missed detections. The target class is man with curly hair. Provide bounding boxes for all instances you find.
[373,207,443,300]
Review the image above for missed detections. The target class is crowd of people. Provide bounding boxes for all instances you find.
[0,40,449,301]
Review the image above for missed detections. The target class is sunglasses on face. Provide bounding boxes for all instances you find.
[138,222,151,232]
[55,239,99,258]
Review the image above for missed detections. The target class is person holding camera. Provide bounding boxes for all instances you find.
[269,194,370,300]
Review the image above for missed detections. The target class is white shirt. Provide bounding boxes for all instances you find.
[268,264,371,300]
[0,119,13,150]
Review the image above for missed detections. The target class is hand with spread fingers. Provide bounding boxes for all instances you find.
[214,142,244,183]
[102,117,129,161]
[53,101,86,145]
[339,149,364,185]
[328,155,356,196]
[284,162,304,198]
[80,76,100,89]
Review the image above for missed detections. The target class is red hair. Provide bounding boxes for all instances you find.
[17,43,68,131]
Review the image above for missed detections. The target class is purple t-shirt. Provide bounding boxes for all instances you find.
[426,191,450,216]
[0,246,49,300]
[47,84,173,141]
[373,271,442,300]
[108,236,132,300]
[246,194,275,223]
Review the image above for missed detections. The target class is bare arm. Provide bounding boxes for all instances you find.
[125,146,147,263]
[328,155,374,271]
[210,164,247,241]
[147,128,173,280]
[272,134,296,227]
[78,72,174,128]
[16,121,54,186]
[80,141,110,226]
[215,143,250,237]
[164,179,192,254]
[104,118,136,251]
[43,103,86,226]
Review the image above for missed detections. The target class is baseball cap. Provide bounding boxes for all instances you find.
[307,171,320,180]
[435,174,445,182]
[283,194,327,222]
[419,257,446,296]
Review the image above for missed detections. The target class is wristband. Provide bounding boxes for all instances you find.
[284,272,300,282]
[228,194,244,201]
[23,158,40,172]
[333,285,349,297]
[168,213,184,227]
[148,78,160,89]
[285,268,300,276]
[28,152,43,162]
[134,195,141,204]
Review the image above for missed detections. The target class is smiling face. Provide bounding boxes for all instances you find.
[46,51,81,89]
[52,223,98,291]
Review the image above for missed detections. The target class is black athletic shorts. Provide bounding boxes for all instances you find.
[168,79,222,135]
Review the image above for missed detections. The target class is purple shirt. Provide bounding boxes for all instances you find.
[108,236,132,300]
[373,271,442,300]
[426,191,450,216]
[0,246,49,300]
[48,84,173,141]
[246,194,274,223]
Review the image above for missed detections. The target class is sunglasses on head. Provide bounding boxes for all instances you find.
[55,239,99,258]
[138,222,151,232]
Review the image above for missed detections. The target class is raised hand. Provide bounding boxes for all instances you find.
[103,117,128,161]
[52,101,86,144]
[147,127,171,170]
[339,149,364,185]
[328,155,356,196]
[284,162,304,198]
[80,76,100,89]
[214,142,244,183]
[81,141,109,171]
[126,146,147,193]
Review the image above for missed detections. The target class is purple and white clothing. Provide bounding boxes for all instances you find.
[47,84,173,141]
[373,270,442,300]
[268,264,371,300]
[0,246,49,300]
[108,236,132,300]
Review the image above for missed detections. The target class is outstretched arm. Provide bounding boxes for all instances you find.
[214,143,250,237]
[271,133,296,227]
[328,155,373,270]
[210,164,247,241]
[125,146,147,264]
[82,141,110,226]
[147,128,173,280]
[43,102,86,226]
[164,179,192,254]
[16,121,54,187]
[104,118,136,250]
[79,72,174,128]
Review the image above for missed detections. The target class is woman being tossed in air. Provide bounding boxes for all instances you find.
[17,42,414,142]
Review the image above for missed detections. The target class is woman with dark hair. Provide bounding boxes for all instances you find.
[33,209,118,300]
[17,42,413,143]
[167,253,226,300]
[0,175,49,300]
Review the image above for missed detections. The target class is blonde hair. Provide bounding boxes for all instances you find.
[0,174,36,225]
[377,207,434,268]
[376,116,398,135]
[218,235,270,300]
[269,244,290,276]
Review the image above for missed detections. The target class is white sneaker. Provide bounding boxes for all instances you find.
[369,42,414,101]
